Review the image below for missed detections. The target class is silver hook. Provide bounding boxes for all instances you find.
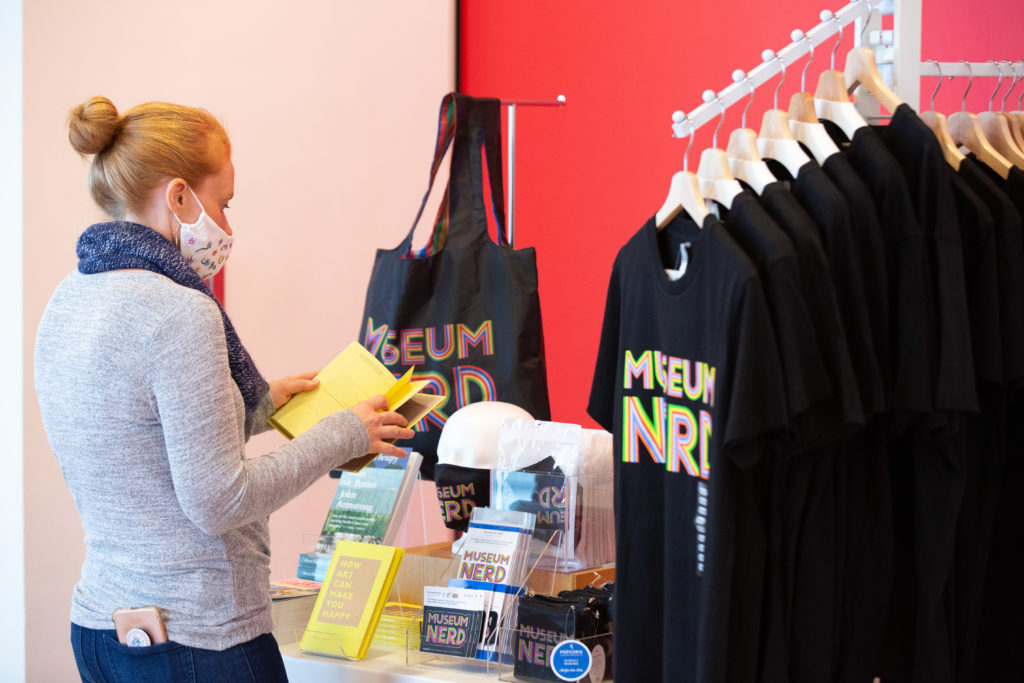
[860,0,876,45]
[681,112,696,172]
[830,14,844,70]
[762,49,787,110]
[732,69,756,129]
[927,59,943,111]
[961,60,973,113]
[702,89,727,149]
[989,60,1004,112]
[1001,61,1018,111]
[1018,61,1024,111]
[791,29,815,92]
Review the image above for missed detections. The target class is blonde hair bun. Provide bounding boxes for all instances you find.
[68,96,120,156]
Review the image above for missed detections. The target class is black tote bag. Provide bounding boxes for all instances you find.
[357,93,551,477]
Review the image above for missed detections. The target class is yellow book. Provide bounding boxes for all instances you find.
[268,341,445,472]
[299,541,406,659]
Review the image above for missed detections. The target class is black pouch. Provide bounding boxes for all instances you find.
[558,587,612,680]
[514,594,599,682]
[434,463,490,532]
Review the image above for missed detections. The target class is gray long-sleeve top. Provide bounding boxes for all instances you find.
[34,269,368,650]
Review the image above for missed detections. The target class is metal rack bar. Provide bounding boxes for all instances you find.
[670,0,872,138]
[500,95,566,247]
[919,61,1024,78]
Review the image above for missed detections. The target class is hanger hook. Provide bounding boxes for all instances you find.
[989,60,1004,112]
[1001,61,1018,111]
[702,89,727,149]
[961,60,973,113]
[732,69,756,129]
[1015,61,1024,111]
[830,14,844,70]
[791,30,814,92]
[860,0,876,46]
[927,59,942,111]
[762,49,786,110]
[681,112,696,173]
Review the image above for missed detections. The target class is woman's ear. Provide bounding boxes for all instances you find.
[164,177,189,215]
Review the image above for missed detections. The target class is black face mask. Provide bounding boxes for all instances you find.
[434,464,490,532]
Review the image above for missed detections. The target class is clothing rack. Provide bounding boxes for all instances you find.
[670,0,924,138]
[670,0,873,139]
[500,96,567,248]
[920,61,1024,79]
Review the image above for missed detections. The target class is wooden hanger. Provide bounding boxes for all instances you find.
[655,171,709,228]
[757,50,811,178]
[724,70,777,195]
[697,90,743,209]
[785,32,841,165]
[919,60,965,170]
[812,16,868,140]
[1000,62,1024,151]
[949,112,1013,178]
[789,92,841,164]
[979,61,1024,168]
[727,129,777,195]
[844,46,904,114]
[948,61,1013,179]
[656,112,709,228]
[979,112,1024,168]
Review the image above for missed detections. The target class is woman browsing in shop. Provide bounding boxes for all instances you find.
[34,96,414,682]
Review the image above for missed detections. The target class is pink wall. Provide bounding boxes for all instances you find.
[23,1,454,680]
[459,0,1024,431]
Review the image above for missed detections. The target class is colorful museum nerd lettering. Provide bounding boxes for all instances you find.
[621,349,716,479]
[364,317,498,431]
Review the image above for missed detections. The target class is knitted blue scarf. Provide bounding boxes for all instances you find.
[77,221,269,416]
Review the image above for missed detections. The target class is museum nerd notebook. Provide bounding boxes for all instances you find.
[299,541,405,659]
[268,341,444,471]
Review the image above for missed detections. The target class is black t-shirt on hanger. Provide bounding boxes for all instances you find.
[763,159,885,421]
[947,160,1006,683]
[967,160,1024,683]
[819,152,891,398]
[718,190,832,447]
[753,182,865,683]
[874,104,975,683]
[821,120,934,419]
[876,104,977,417]
[756,181,863,435]
[587,213,788,683]
[964,156,1024,389]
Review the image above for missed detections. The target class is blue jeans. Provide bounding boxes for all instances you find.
[71,623,289,682]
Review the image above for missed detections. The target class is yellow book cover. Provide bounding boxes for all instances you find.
[267,341,444,471]
[299,541,406,659]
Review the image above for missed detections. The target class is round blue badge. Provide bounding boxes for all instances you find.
[549,639,593,682]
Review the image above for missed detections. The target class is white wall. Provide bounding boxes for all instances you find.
[1,0,26,681]
[24,1,454,679]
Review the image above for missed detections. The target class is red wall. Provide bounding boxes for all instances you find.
[459,0,1024,428]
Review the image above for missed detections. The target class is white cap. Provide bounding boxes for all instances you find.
[437,401,535,469]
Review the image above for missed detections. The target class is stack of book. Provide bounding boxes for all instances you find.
[299,541,406,659]
[373,602,423,650]
[269,578,321,645]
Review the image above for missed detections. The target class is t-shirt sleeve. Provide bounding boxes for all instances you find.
[587,263,622,432]
[761,257,832,437]
[722,275,789,468]
[149,294,369,536]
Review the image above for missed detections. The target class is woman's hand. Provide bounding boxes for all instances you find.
[349,395,415,458]
[269,371,320,410]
